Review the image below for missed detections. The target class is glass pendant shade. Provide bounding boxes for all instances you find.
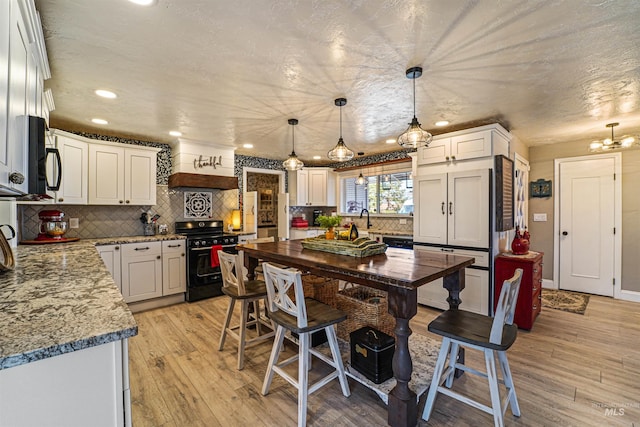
[283,118,304,170]
[397,66,432,149]
[355,171,366,185]
[328,98,355,162]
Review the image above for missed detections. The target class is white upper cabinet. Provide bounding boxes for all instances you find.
[89,142,158,205]
[417,124,509,166]
[52,132,88,204]
[288,168,336,206]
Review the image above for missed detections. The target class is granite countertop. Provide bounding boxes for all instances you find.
[0,234,185,370]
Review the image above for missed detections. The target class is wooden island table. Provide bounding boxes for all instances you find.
[242,239,474,427]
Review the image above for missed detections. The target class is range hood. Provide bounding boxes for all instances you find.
[168,173,238,190]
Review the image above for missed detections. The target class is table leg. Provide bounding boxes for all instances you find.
[387,287,418,427]
[244,253,259,281]
[443,268,466,377]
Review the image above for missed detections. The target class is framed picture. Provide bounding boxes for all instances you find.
[530,179,552,198]
[495,155,514,232]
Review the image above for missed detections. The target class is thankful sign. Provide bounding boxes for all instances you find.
[193,155,222,170]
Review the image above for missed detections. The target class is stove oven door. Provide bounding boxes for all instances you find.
[186,244,237,301]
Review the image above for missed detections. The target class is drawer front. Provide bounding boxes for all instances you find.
[122,241,162,257]
[414,245,488,268]
[532,288,542,320]
[162,240,186,254]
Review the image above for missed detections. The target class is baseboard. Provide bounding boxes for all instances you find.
[619,289,640,303]
[542,279,556,290]
[128,293,185,313]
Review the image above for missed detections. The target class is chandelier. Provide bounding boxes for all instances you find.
[589,122,638,152]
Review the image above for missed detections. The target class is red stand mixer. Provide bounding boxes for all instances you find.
[36,210,69,241]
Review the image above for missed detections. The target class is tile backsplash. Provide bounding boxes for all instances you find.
[18,186,239,240]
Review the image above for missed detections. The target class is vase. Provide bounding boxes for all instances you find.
[511,226,529,255]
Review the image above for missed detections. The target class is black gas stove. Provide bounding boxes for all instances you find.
[176,220,239,302]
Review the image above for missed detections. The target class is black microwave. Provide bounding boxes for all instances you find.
[27,116,61,195]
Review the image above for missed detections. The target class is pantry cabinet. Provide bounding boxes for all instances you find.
[89,143,159,205]
[413,169,489,249]
[288,168,336,206]
[415,245,490,315]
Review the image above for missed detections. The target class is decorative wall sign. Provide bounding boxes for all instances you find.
[530,179,552,198]
[495,155,514,232]
[193,155,222,170]
[184,192,213,218]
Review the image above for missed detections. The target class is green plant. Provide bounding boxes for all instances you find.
[316,215,342,229]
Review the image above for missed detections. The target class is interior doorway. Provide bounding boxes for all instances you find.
[242,168,287,239]
[554,153,621,297]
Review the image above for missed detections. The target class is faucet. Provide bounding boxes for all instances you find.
[360,208,372,229]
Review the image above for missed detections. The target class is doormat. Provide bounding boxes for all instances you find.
[541,289,590,315]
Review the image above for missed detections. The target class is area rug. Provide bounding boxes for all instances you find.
[541,289,590,315]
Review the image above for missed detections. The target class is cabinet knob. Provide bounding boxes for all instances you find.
[562,231,568,236]
[126,200,130,204]
[157,255,161,259]
[58,198,64,202]
[119,200,124,204]
[445,156,450,161]
[115,246,119,250]
[451,155,456,160]
[181,253,185,256]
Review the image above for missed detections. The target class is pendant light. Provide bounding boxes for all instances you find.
[283,118,304,170]
[327,98,355,162]
[397,66,433,149]
[589,122,638,152]
[355,169,366,185]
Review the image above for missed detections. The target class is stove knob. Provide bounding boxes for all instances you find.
[223,238,229,244]
[194,241,200,247]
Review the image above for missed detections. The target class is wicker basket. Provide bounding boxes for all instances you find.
[286,274,339,308]
[336,286,395,341]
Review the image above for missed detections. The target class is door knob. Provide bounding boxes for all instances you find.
[562,231,568,236]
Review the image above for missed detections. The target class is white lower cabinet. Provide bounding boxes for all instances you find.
[238,233,257,243]
[97,240,186,304]
[121,241,163,303]
[415,245,490,315]
[97,244,122,292]
[289,228,324,240]
[0,339,131,427]
[161,240,186,296]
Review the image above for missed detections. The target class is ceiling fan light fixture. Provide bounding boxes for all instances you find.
[397,66,432,149]
[589,122,639,152]
[328,98,355,162]
[283,118,304,171]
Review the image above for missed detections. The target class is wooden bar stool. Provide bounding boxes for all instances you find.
[217,251,275,370]
[422,268,523,427]
[261,262,350,427]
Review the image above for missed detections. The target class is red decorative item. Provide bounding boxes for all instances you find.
[511,226,530,255]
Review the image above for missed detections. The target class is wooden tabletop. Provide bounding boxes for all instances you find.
[240,239,475,292]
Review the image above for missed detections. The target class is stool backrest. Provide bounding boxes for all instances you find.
[247,237,275,243]
[218,250,247,295]
[262,262,308,328]
[490,268,523,344]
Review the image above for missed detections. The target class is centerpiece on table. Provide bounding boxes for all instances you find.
[316,214,342,239]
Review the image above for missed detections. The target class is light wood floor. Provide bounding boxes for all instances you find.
[129,294,640,426]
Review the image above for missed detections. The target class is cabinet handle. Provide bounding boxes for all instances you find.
[532,304,538,310]
[167,244,181,248]
[441,202,445,215]
[134,247,150,251]
[441,248,454,252]
[449,202,453,215]
[534,268,538,273]
[58,198,64,202]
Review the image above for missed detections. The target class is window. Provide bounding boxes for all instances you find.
[341,170,413,215]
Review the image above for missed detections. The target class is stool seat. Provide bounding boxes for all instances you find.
[221,279,267,299]
[428,310,518,351]
[269,297,346,334]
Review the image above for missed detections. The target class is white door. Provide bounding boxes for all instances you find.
[413,173,447,244]
[243,191,257,233]
[278,192,289,240]
[447,169,489,248]
[559,157,615,296]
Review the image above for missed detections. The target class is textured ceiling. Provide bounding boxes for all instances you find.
[35,0,640,162]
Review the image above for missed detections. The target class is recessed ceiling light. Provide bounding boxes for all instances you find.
[128,0,156,5]
[243,143,254,149]
[95,89,117,99]
[312,155,321,160]
[435,120,449,126]
[386,139,396,144]
[169,130,182,137]
[91,118,108,125]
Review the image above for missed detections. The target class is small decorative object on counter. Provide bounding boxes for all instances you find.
[157,224,169,235]
[316,214,341,239]
[511,226,530,255]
